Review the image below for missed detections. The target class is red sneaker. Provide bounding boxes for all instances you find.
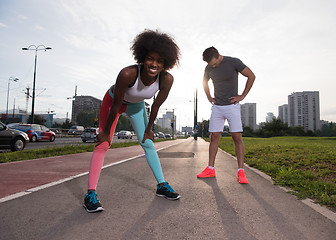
[197,166,216,178]
[237,169,248,184]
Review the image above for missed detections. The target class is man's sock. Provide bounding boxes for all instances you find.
[238,168,244,172]
[208,166,214,170]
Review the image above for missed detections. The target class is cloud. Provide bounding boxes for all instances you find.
[0,22,7,28]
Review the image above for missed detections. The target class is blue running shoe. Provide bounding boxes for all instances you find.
[156,182,180,200]
[83,191,104,213]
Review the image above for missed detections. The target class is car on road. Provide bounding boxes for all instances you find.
[165,134,172,139]
[81,127,99,143]
[68,126,84,135]
[6,122,20,129]
[0,121,29,151]
[158,132,165,138]
[117,130,132,139]
[14,124,56,142]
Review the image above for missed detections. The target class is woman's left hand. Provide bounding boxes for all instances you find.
[95,130,111,147]
[142,130,154,143]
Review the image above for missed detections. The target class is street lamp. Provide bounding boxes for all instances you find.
[6,76,19,123]
[22,45,52,123]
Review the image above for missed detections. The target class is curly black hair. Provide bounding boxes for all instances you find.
[130,29,180,70]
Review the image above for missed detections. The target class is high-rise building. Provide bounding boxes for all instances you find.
[157,117,171,129]
[278,104,288,123]
[71,96,101,124]
[240,103,257,130]
[288,91,320,131]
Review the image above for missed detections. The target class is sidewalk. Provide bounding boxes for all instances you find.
[0,138,335,240]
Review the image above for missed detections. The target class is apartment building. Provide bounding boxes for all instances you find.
[71,96,101,124]
[240,103,257,130]
[288,91,320,131]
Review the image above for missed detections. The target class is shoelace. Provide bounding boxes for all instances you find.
[87,192,98,204]
[162,182,175,193]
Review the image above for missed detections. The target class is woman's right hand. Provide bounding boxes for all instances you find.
[95,130,111,147]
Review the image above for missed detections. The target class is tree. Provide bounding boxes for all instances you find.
[260,118,289,137]
[242,126,254,137]
[116,114,133,132]
[76,111,95,128]
[287,126,306,136]
[61,119,72,129]
[197,120,210,138]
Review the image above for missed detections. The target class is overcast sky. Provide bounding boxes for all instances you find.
[1,0,335,130]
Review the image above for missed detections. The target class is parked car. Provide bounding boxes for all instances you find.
[15,124,56,142]
[68,126,84,135]
[117,130,132,139]
[158,132,165,138]
[81,127,99,143]
[6,122,20,129]
[0,121,29,151]
[165,134,172,139]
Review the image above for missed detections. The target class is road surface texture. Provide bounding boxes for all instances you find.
[0,138,335,240]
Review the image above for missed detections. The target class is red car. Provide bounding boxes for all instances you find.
[15,124,56,142]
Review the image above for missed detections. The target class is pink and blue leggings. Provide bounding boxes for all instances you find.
[87,91,165,190]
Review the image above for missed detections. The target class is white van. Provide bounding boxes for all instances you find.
[68,126,84,135]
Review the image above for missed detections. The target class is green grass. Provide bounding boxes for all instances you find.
[205,136,336,209]
[0,138,173,164]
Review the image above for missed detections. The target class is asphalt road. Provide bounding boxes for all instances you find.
[0,138,335,240]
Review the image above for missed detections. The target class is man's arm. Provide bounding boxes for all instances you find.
[203,75,216,105]
[229,67,255,104]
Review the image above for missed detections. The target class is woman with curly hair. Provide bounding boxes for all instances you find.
[83,29,181,213]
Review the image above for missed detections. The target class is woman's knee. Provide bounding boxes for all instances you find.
[94,141,110,152]
[140,139,154,150]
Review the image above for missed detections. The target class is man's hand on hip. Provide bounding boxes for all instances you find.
[229,95,244,104]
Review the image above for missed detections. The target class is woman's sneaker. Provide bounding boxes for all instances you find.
[156,182,180,200]
[83,190,104,213]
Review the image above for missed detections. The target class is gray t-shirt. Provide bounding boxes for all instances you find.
[204,56,246,105]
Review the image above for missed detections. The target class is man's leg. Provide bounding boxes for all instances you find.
[209,132,221,167]
[231,132,244,168]
[197,131,221,178]
[231,132,248,184]
[197,104,225,178]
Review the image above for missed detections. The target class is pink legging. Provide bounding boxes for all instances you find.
[87,92,126,190]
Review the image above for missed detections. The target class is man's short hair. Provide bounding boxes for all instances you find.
[203,47,219,62]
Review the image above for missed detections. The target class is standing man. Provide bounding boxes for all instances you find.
[197,47,255,184]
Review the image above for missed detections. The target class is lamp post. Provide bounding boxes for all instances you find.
[22,45,52,123]
[6,76,19,123]
[193,88,198,140]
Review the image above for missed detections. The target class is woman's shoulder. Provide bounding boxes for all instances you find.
[159,70,174,89]
[160,70,173,81]
[118,65,138,79]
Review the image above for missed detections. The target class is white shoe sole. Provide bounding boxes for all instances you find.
[83,205,104,213]
[156,193,181,200]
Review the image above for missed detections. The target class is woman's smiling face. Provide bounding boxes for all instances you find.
[143,51,165,77]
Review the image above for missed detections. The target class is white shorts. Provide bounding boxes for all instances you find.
[209,104,243,133]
